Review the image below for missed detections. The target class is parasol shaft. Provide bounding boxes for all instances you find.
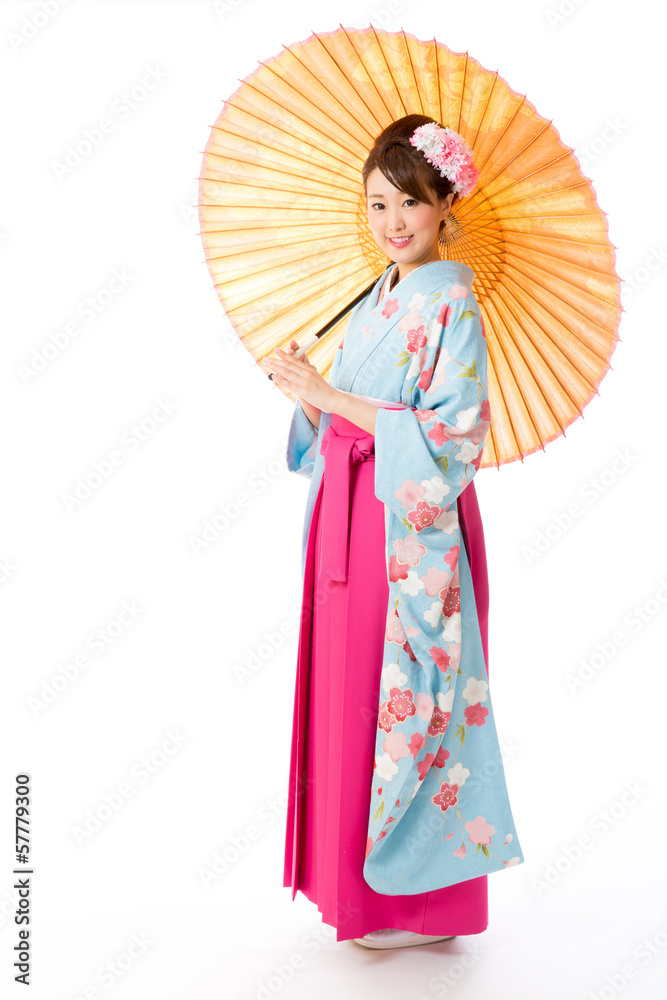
[268,265,392,378]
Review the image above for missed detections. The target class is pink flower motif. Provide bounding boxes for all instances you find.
[415,408,438,423]
[480,316,487,339]
[480,398,491,422]
[447,284,469,300]
[393,534,427,566]
[382,297,399,319]
[427,707,451,737]
[434,744,450,768]
[407,500,441,531]
[388,554,409,582]
[431,781,459,812]
[395,479,426,511]
[444,545,460,569]
[453,842,467,859]
[441,586,460,616]
[402,639,416,662]
[465,815,495,846]
[437,302,452,327]
[430,646,451,673]
[365,836,373,859]
[417,752,435,780]
[361,326,371,339]
[416,691,435,720]
[418,362,435,390]
[406,326,427,354]
[428,421,451,447]
[378,700,395,733]
[398,308,423,333]
[421,565,452,597]
[383,730,411,762]
[387,686,416,723]
[448,643,461,672]
[408,730,427,758]
[385,609,406,644]
[464,704,489,727]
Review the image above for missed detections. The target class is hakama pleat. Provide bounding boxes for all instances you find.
[283,411,490,941]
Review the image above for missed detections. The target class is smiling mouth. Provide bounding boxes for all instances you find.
[387,235,413,245]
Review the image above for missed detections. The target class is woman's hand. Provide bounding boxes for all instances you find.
[270,339,339,414]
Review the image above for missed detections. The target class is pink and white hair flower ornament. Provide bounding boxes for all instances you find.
[409,122,479,198]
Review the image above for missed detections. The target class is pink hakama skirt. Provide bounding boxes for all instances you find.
[283,410,489,941]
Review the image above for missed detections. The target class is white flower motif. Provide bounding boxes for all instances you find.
[375,752,399,782]
[447,762,470,787]
[382,660,408,694]
[435,688,455,713]
[412,779,422,799]
[455,441,479,464]
[442,612,461,643]
[399,570,425,597]
[408,352,421,378]
[456,405,479,432]
[408,292,428,311]
[426,317,442,348]
[423,600,444,628]
[420,475,451,504]
[434,509,460,533]
[462,677,488,706]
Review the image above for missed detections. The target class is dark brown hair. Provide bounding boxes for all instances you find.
[362,114,455,233]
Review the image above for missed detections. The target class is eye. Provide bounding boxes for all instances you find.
[404,199,418,207]
[371,202,384,211]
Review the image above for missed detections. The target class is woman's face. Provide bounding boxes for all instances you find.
[365,166,455,274]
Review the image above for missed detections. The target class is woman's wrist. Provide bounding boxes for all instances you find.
[299,397,322,430]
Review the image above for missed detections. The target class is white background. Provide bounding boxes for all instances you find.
[1,1,665,998]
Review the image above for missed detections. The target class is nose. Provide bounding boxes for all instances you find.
[387,214,405,233]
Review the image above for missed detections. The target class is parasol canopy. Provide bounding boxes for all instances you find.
[197,24,622,469]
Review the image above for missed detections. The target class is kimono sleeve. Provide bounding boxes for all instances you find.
[285,339,344,480]
[374,296,490,521]
[286,399,319,479]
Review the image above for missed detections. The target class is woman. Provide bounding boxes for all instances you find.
[269,115,524,950]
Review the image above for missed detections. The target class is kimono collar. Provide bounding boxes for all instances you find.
[380,258,475,300]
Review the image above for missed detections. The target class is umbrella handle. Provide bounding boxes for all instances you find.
[267,265,392,378]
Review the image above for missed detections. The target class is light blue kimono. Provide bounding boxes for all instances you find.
[286,259,524,894]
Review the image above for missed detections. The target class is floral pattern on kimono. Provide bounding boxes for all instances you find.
[285,260,524,895]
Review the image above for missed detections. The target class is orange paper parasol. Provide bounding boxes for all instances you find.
[197,24,622,468]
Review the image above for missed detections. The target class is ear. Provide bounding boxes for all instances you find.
[442,191,455,218]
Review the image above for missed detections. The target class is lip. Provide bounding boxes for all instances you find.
[387,235,413,248]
